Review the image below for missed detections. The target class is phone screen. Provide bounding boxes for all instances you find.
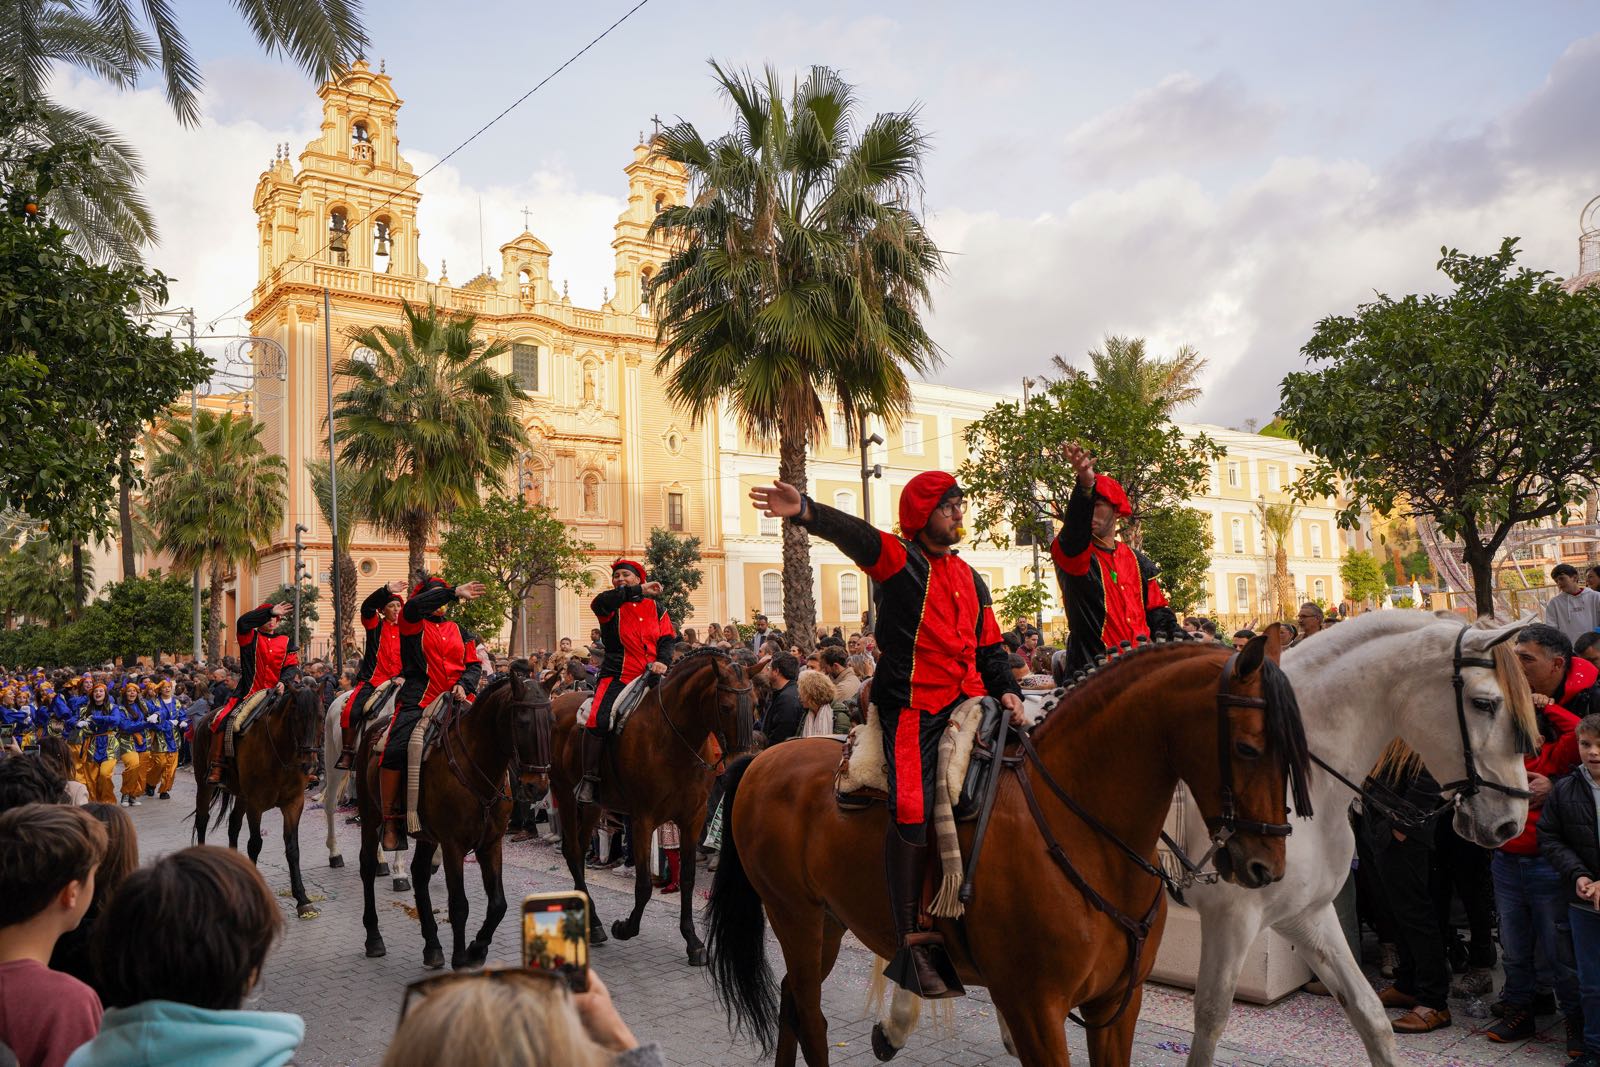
[521,892,590,992]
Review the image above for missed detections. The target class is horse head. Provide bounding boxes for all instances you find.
[501,659,553,803]
[663,648,756,759]
[1178,625,1313,889]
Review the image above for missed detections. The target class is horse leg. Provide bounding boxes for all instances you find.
[990,995,1073,1067]
[442,845,473,970]
[388,847,406,891]
[678,812,707,966]
[193,776,211,845]
[245,809,264,864]
[1083,985,1142,1067]
[412,839,444,969]
[466,838,505,967]
[561,802,607,945]
[611,816,655,942]
[228,804,245,851]
[767,907,834,1067]
[1276,904,1400,1067]
[1185,902,1261,1067]
[281,791,316,919]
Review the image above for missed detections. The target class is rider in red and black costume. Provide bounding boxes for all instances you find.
[377,576,486,851]
[333,580,406,770]
[207,600,298,784]
[751,470,1024,1000]
[573,559,676,807]
[1050,441,1178,674]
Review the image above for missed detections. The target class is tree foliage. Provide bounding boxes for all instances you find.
[264,580,320,650]
[1279,239,1600,616]
[993,578,1050,629]
[644,527,703,627]
[0,91,209,537]
[1339,549,1388,606]
[437,495,594,652]
[1255,501,1299,620]
[97,570,193,663]
[1051,335,1207,411]
[307,457,358,652]
[649,63,943,653]
[1139,506,1214,614]
[0,531,80,627]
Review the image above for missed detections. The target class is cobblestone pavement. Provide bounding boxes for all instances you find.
[128,776,1563,1066]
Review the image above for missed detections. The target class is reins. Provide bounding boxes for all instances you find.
[653,651,754,773]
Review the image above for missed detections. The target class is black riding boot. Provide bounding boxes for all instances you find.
[574,728,605,807]
[881,826,964,999]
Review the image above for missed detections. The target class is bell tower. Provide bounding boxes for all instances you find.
[611,132,688,315]
[251,59,422,288]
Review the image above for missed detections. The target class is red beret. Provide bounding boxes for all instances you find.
[1093,474,1132,517]
[899,471,961,536]
[410,576,450,597]
[611,559,646,580]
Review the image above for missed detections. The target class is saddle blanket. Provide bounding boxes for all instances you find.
[371,693,451,834]
[351,679,401,743]
[223,688,275,757]
[577,675,650,738]
[836,696,1002,818]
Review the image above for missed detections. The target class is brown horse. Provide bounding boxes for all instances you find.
[705,631,1313,1067]
[356,663,552,969]
[549,646,754,965]
[193,686,323,918]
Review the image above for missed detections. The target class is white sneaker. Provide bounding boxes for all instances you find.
[1379,943,1400,980]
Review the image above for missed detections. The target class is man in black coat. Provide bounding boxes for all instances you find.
[760,653,803,744]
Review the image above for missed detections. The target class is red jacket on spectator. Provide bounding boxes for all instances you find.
[1499,655,1594,856]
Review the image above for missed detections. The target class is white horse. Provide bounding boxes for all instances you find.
[1177,611,1534,1067]
[321,689,406,891]
[872,611,1535,1065]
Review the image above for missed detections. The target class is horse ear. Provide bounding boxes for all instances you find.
[1260,622,1286,665]
[1235,630,1269,681]
[1461,614,1531,653]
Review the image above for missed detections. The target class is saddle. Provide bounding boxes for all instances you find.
[222,689,274,757]
[350,679,401,749]
[835,696,1005,821]
[373,692,452,834]
[576,675,651,738]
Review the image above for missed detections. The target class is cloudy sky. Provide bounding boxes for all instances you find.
[56,1,1600,425]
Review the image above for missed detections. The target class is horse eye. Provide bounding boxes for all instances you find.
[1234,741,1262,760]
[1471,696,1497,713]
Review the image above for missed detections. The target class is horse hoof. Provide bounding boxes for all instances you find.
[687,946,708,967]
[377,862,391,877]
[392,877,411,893]
[610,921,637,941]
[365,940,387,959]
[451,955,471,971]
[328,855,344,869]
[871,1023,901,1061]
[298,906,320,920]
[467,941,489,967]
[590,924,609,946]
[423,946,445,970]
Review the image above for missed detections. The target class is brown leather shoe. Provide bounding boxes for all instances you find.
[1392,1006,1451,1033]
[1379,985,1418,1010]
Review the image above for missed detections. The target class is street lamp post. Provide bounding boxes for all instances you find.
[1022,376,1043,631]
[858,416,884,633]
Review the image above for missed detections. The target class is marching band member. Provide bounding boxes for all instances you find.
[143,678,185,799]
[750,471,1024,1000]
[574,560,676,807]
[115,682,147,807]
[208,601,298,784]
[334,580,406,770]
[378,576,485,851]
[79,681,122,804]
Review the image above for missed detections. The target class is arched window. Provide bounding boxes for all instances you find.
[839,572,860,621]
[654,194,666,214]
[760,572,782,618]
[1234,577,1248,610]
[328,208,349,265]
[373,216,392,266]
[518,269,532,299]
[1313,578,1326,601]
[350,121,373,162]
[581,472,601,515]
[352,121,370,144]
[833,489,856,514]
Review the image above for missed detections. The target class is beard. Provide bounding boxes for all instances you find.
[923,525,961,548]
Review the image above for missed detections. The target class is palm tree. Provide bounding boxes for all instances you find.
[1255,501,1300,620]
[1051,336,1207,413]
[649,64,943,651]
[0,534,81,627]
[0,1,366,262]
[332,302,529,581]
[146,411,286,663]
[307,457,359,656]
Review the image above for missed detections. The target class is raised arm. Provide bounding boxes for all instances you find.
[1050,442,1099,577]
[236,602,276,637]
[750,480,907,580]
[361,580,404,624]
[404,583,458,622]
[592,584,644,617]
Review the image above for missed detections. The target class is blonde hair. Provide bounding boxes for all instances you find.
[381,975,611,1067]
[797,670,837,712]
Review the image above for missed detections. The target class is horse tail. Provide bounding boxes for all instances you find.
[704,753,778,1053]
[193,783,233,845]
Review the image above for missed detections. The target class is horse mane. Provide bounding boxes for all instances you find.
[475,658,546,705]
[1033,632,1314,818]
[666,645,736,679]
[1491,640,1538,751]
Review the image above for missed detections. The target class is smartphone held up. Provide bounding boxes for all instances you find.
[522,891,590,992]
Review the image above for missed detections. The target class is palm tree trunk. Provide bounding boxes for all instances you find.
[777,423,816,654]
[337,549,358,654]
[407,513,428,584]
[206,561,225,664]
[1275,547,1291,619]
[118,446,136,580]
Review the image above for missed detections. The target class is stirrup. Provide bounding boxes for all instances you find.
[883,934,965,1000]
[333,748,353,771]
[574,776,600,806]
[207,760,225,784]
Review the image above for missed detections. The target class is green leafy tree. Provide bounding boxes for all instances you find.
[146,411,287,664]
[264,581,320,650]
[1339,549,1388,607]
[1139,506,1214,614]
[649,63,944,654]
[437,495,595,656]
[994,578,1050,630]
[98,570,193,664]
[0,92,209,539]
[960,374,1223,551]
[307,458,359,653]
[644,528,703,627]
[334,302,530,581]
[0,533,81,627]
[1,1,367,263]
[1280,239,1600,616]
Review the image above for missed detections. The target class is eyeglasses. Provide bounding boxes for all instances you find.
[398,965,565,1025]
[935,498,966,516]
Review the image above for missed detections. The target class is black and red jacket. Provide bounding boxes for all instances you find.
[397,583,483,711]
[1051,483,1177,672]
[231,603,299,700]
[592,585,675,682]
[355,585,403,688]
[796,497,1018,713]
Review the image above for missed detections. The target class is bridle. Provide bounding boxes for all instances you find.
[1306,624,1531,833]
[655,655,754,772]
